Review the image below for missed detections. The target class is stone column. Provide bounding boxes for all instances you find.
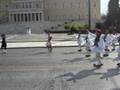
[16,13,18,22]
[9,14,12,22]
[30,13,33,22]
[41,13,44,21]
[11,14,14,22]
[27,13,28,22]
[19,13,21,22]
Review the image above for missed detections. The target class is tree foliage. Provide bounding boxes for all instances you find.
[105,0,120,31]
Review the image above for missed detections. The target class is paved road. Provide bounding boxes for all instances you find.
[0,47,120,90]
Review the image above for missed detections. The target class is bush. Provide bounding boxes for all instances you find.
[64,24,71,30]
[64,22,89,33]
[84,24,89,29]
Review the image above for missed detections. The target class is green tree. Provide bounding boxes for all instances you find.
[105,0,120,30]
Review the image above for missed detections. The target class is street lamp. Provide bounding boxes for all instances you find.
[88,0,91,30]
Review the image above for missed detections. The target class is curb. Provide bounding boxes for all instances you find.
[7,45,78,49]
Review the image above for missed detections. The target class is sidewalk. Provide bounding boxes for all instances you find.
[0,34,79,48]
[0,41,78,49]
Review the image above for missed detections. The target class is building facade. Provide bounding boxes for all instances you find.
[1,0,101,23]
[8,0,44,23]
[0,0,10,23]
[0,0,101,34]
[44,0,101,21]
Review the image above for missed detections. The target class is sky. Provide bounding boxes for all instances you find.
[101,0,110,15]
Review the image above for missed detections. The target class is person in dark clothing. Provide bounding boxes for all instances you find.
[1,34,7,53]
[46,32,52,53]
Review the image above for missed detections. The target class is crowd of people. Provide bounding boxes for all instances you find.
[45,27,120,69]
[1,26,120,69]
[77,28,120,69]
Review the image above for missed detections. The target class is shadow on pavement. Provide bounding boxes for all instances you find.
[62,52,77,55]
[56,68,102,83]
[100,68,120,80]
[100,68,120,89]
[28,51,47,56]
[63,57,84,63]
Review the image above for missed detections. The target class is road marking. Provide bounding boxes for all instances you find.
[0,64,87,72]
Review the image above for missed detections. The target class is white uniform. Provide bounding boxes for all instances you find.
[88,31,96,46]
[85,31,96,47]
[91,34,105,53]
[104,34,113,47]
[77,36,86,46]
[114,35,120,62]
[111,34,118,44]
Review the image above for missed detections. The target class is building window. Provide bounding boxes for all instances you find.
[36,3,39,8]
[25,13,27,22]
[15,4,18,9]
[14,14,17,22]
[26,2,29,8]
[29,2,32,8]
[33,2,36,8]
[32,13,35,21]
[36,13,39,21]
[28,13,31,21]
[22,2,25,8]
[21,13,24,21]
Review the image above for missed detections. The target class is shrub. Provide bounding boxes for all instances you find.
[64,24,71,30]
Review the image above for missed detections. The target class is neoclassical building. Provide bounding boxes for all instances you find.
[0,0,101,23]
[0,0,10,23]
[8,0,44,23]
[44,0,100,21]
[0,0,101,33]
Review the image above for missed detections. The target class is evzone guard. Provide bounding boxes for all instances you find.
[85,30,95,57]
[92,29,105,68]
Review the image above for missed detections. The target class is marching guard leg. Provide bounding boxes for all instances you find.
[78,45,82,52]
[93,53,103,69]
[117,53,120,68]
[103,47,109,57]
[85,47,91,57]
[112,44,116,51]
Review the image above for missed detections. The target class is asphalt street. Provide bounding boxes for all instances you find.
[0,47,120,90]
